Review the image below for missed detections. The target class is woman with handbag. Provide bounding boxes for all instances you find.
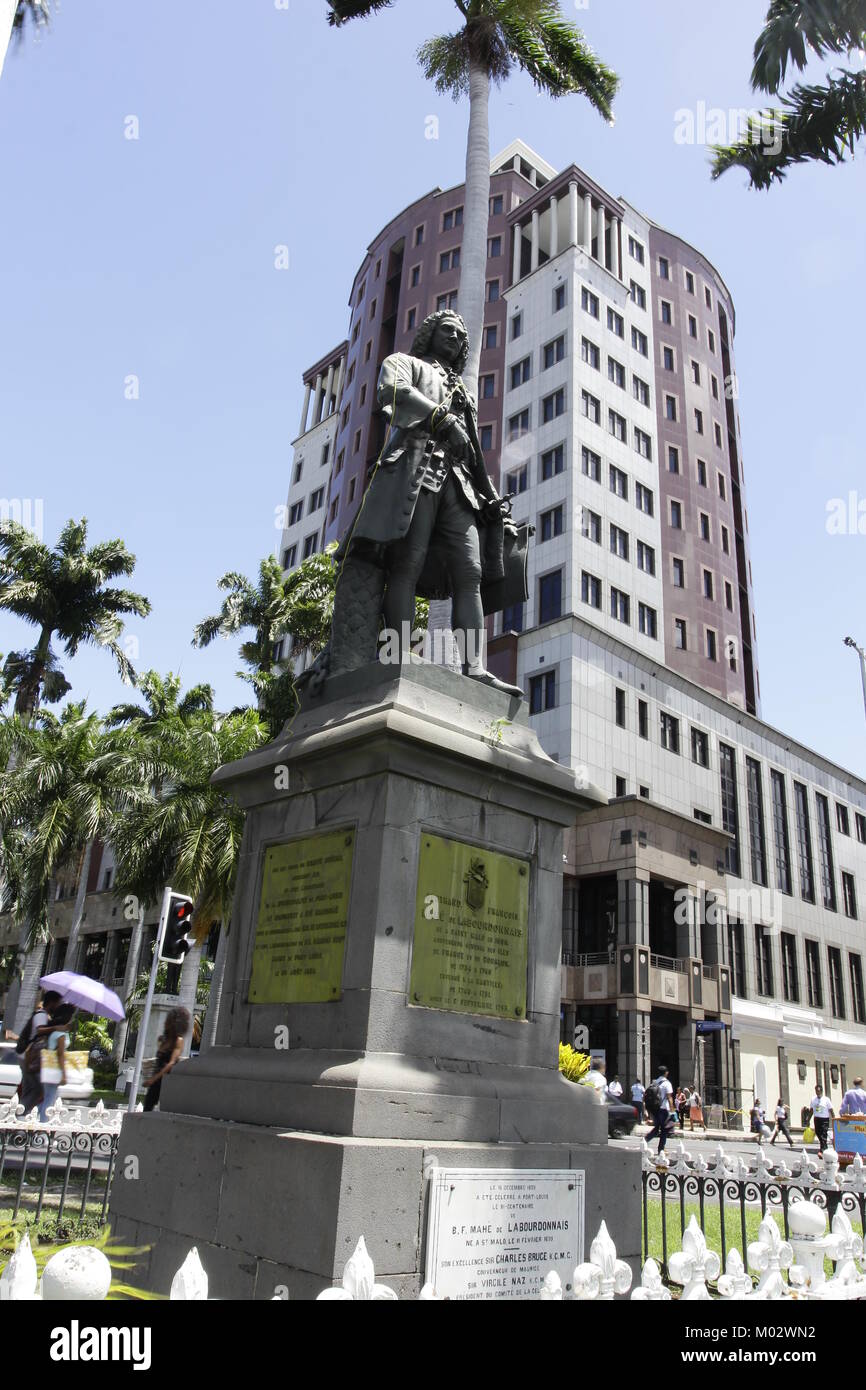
[37,1004,76,1122]
[143,1007,191,1112]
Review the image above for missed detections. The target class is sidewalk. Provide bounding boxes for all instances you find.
[635,1122,825,1149]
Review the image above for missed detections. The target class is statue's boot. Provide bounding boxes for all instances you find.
[464,666,524,701]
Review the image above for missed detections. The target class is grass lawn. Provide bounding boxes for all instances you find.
[644,1195,864,1282]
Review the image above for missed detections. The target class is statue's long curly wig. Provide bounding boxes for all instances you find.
[410,310,469,375]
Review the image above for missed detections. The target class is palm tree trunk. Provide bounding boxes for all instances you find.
[177,941,202,1058]
[13,625,52,720]
[63,840,92,975]
[199,922,227,1052]
[0,1,18,82]
[458,57,491,400]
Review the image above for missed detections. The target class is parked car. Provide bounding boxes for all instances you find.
[0,1041,95,1105]
[606,1095,638,1138]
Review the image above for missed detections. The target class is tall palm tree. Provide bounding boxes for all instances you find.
[712,0,866,188]
[0,704,152,1029]
[327,0,618,394]
[0,519,151,719]
[193,549,337,738]
[106,669,214,736]
[0,1,50,82]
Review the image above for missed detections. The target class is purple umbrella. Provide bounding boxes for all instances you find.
[39,971,125,1022]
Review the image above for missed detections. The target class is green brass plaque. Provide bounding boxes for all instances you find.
[409,833,529,1019]
[248,829,354,1004]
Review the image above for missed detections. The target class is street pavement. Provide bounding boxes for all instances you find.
[617,1124,825,1161]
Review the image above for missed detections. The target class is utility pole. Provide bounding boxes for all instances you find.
[843,636,866,731]
[127,886,171,1113]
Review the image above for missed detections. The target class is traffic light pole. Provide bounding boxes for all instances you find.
[127,885,172,1114]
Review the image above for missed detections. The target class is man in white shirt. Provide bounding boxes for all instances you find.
[645,1066,675,1152]
[607,1075,623,1100]
[630,1078,645,1123]
[585,1061,608,1100]
[809,1084,835,1152]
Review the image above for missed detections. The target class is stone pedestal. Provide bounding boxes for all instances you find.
[109,662,642,1297]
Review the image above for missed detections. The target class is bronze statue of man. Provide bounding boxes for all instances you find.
[303,310,528,699]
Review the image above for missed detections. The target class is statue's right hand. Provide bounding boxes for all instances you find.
[442,416,471,456]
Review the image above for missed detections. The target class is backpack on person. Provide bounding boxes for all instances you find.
[644,1081,662,1116]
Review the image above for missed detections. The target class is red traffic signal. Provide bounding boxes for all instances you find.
[160,893,195,964]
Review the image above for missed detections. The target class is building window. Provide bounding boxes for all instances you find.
[781,933,799,1003]
[755,925,774,998]
[746,757,768,887]
[488,235,502,258]
[836,802,850,835]
[436,291,459,311]
[708,328,716,353]
[670,500,682,529]
[511,312,523,340]
[638,699,648,739]
[293,460,303,484]
[309,487,325,512]
[608,357,625,389]
[705,285,713,309]
[703,569,714,600]
[662,345,675,371]
[638,603,657,638]
[631,326,648,356]
[717,472,727,501]
[828,946,846,1018]
[706,629,717,661]
[490,194,504,216]
[660,300,672,325]
[483,324,498,350]
[542,388,566,422]
[582,446,601,482]
[694,408,704,435]
[691,728,709,768]
[699,512,711,541]
[615,687,626,728]
[674,618,687,649]
[486,279,500,302]
[410,265,421,288]
[636,540,655,575]
[538,570,563,623]
[610,523,629,560]
[615,775,627,797]
[688,313,698,338]
[581,570,601,609]
[608,307,624,337]
[694,809,712,824]
[685,269,695,294]
[634,428,652,459]
[815,793,837,911]
[728,920,746,997]
[770,770,793,895]
[856,812,866,844]
[660,711,680,754]
[719,742,741,875]
[581,286,599,317]
[711,374,719,400]
[554,283,567,311]
[805,939,823,1008]
[414,224,425,246]
[609,465,628,499]
[668,445,680,474]
[439,248,460,273]
[477,373,495,400]
[672,556,684,587]
[628,234,645,264]
[721,525,730,555]
[545,335,567,369]
[442,206,463,231]
[581,390,600,425]
[581,508,601,544]
[289,501,303,526]
[842,871,858,919]
[509,357,531,390]
[714,421,723,447]
[633,374,650,406]
[480,424,494,451]
[540,505,564,541]
[302,532,318,559]
[541,444,565,479]
[581,337,600,371]
[849,953,866,1024]
[630,280,646,310]
[658,255,670,280]
[282,544,296,570]
[507,409,530,441]
[794,782,816,903]
[691,360,701,385]
[610,587,630,624]
[609,409,627,442]
[507,464,528,494]
[529,670,556,714]
[635,482,653,515]
[696,459,707,487]
[501,602,524,633]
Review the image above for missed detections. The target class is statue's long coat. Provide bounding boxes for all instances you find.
[343,351,529,613]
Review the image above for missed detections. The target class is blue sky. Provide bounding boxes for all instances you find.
[1,1,864,776]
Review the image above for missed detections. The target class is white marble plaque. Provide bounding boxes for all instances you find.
[425,1167,585,1300]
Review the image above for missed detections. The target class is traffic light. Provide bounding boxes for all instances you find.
[160,893,195,964]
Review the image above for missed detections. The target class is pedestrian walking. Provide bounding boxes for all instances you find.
[37,1004,77,1122]
[770,1098,794,1147]
[15,990,62,1116]
[840,1077,866,1115]
[644,1066,675,1154]
[607,1074,623,1100]
[676,1086,689,1129]
[630,1077,645,1124]
[809,1084,835,1152]
[688,1088,706,1131]
[143,1007,191,1112]
[750,1098,772,1140]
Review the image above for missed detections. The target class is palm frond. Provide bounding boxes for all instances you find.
[326,0,396,27]
[751,0,866,93]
